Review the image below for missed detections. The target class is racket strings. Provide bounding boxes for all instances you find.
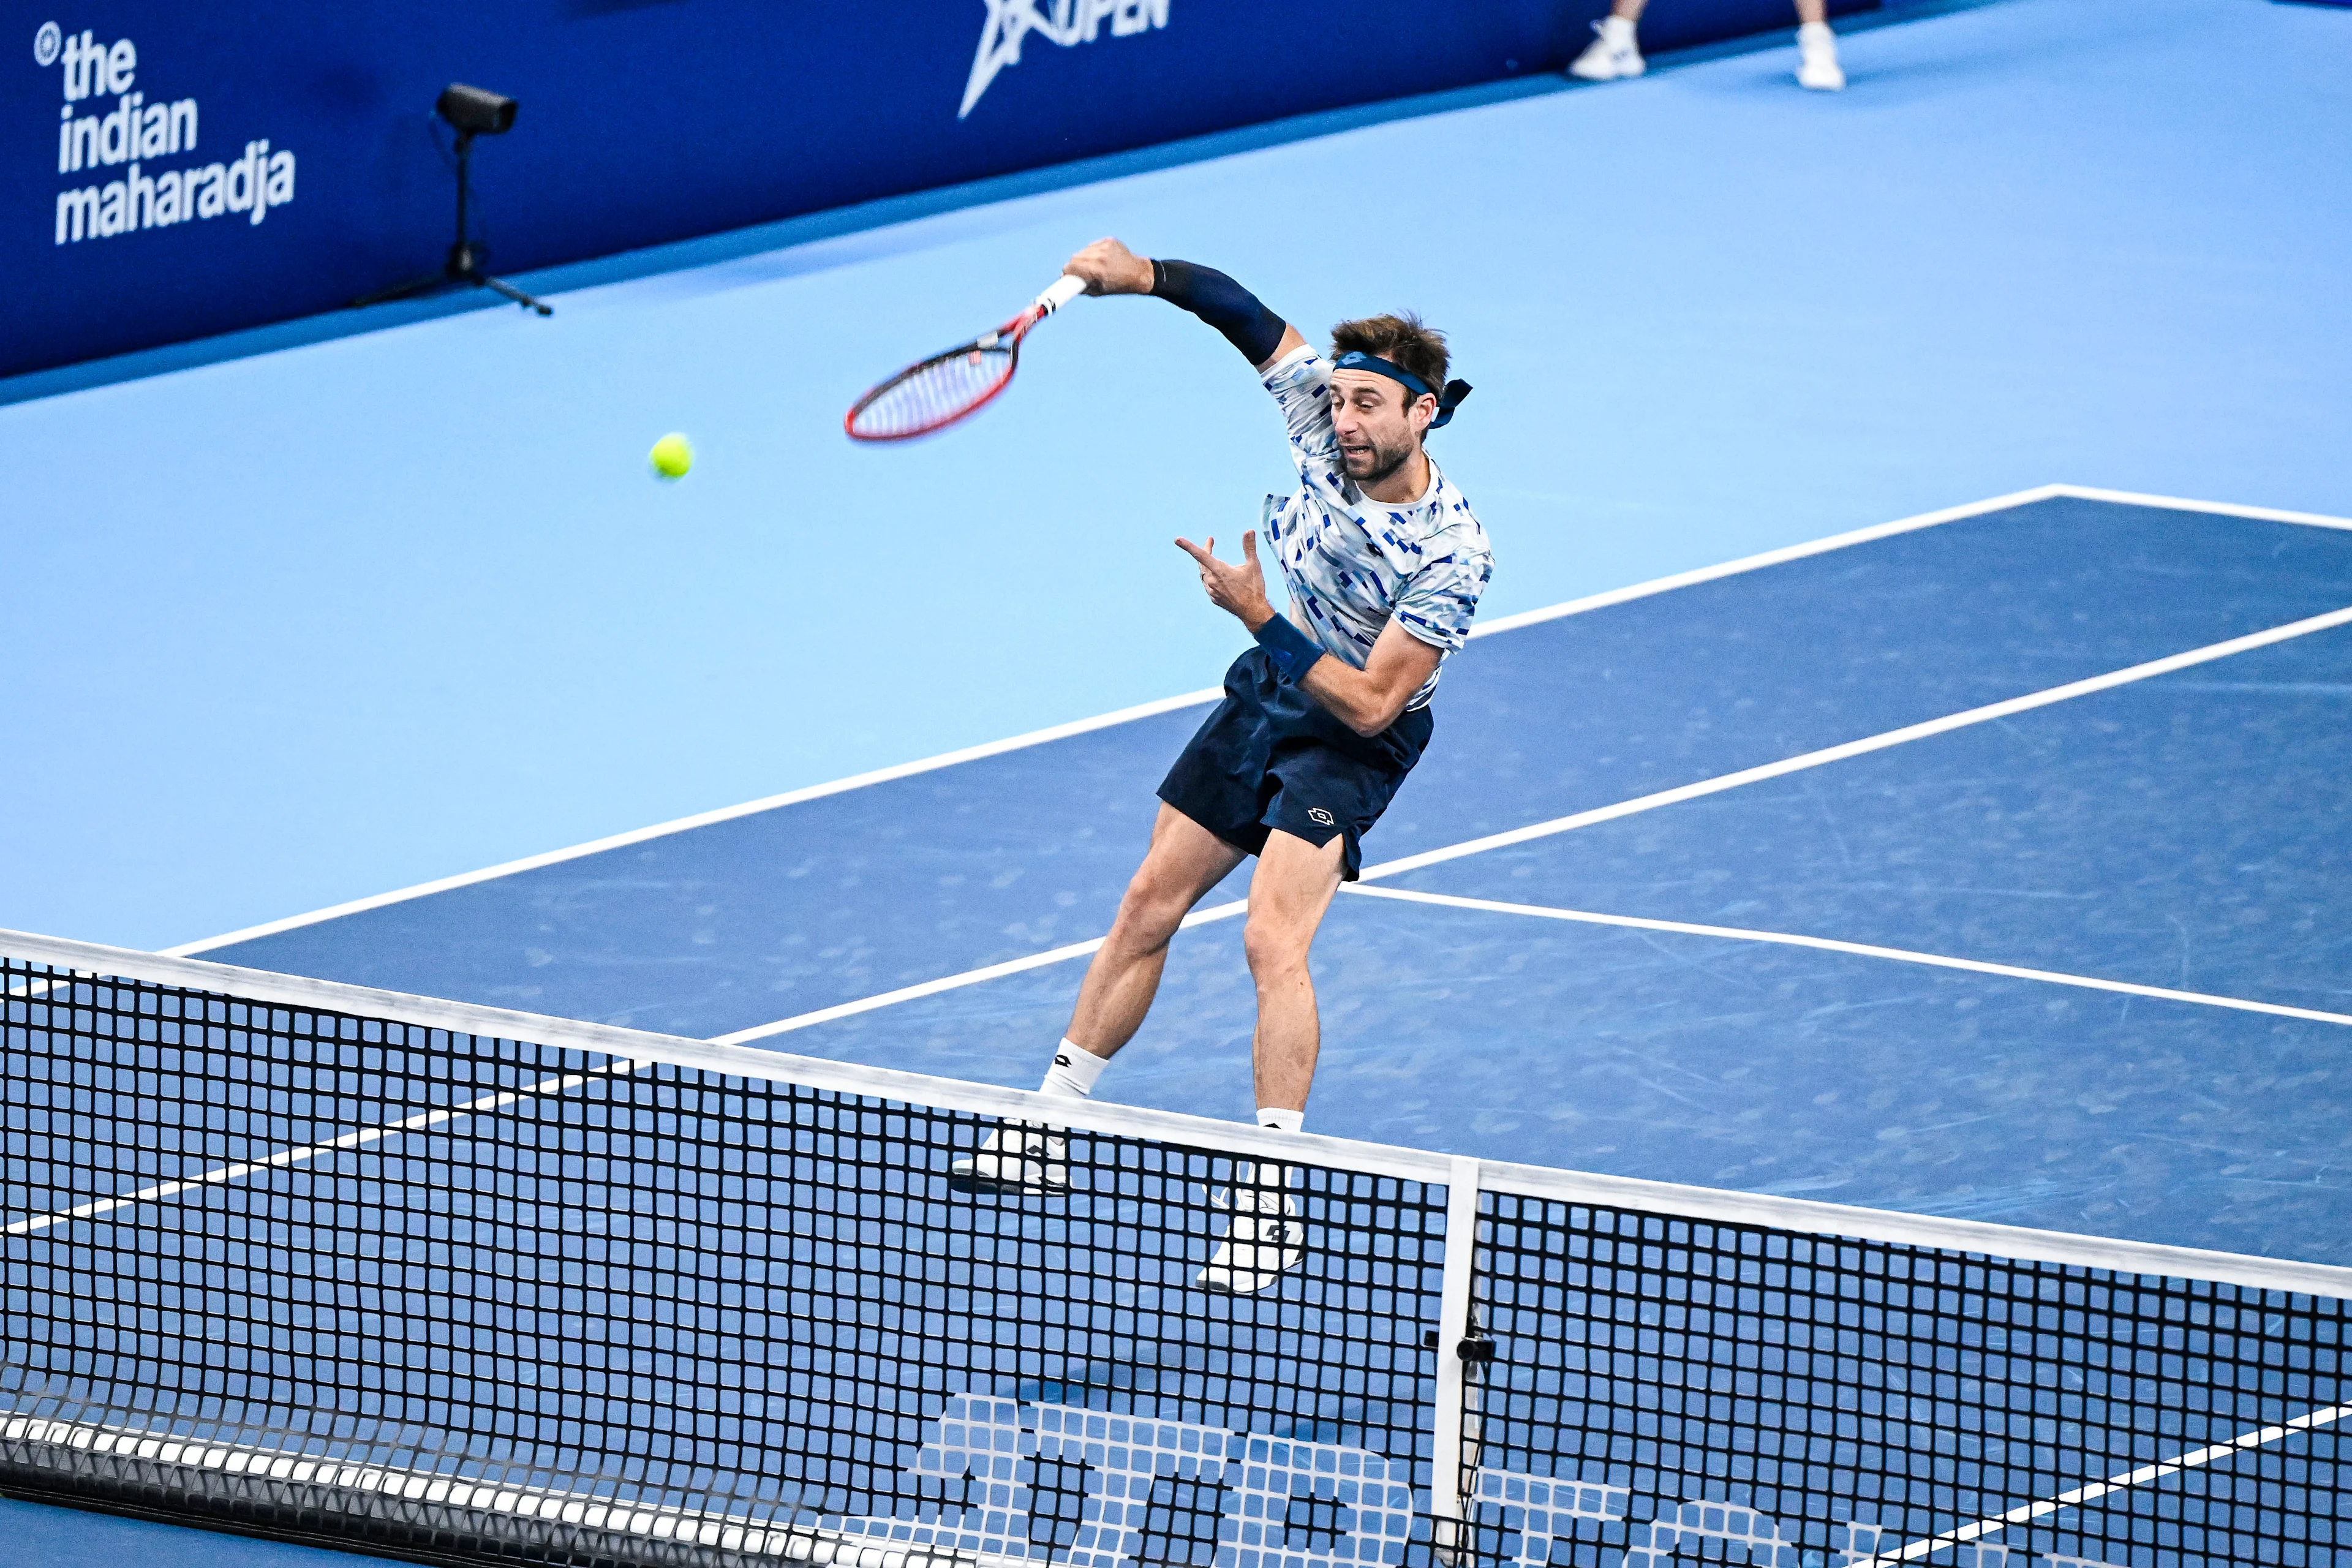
[849,343,1017,440]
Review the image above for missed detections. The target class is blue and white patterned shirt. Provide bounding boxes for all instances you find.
[1258,347,1493,710]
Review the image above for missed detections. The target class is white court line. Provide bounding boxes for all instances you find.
[1360,601,2352,881]
[1464,483,2352,638]
[708,899,1251,1044]
[1849,1400,2352,1567]
[2049,484,2352,533]
[162,689,1223,958]
[1342,886,2352,1028]
[713,600,2352,1044]
[1464,483,2070,639]
[167,485,2064,958]
[175,481,2352,959]
[2,1056,641,1238]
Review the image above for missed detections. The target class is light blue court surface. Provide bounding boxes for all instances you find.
[3,0,2350,955]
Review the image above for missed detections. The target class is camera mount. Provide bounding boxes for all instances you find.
[352,85,551,317]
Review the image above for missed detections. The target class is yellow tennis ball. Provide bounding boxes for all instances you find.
[649,432,693,479]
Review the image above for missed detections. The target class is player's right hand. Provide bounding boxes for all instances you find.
[1176,531,1275,631]
[1063,238,1155,297]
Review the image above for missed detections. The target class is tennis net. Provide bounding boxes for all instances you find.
[1,929,2345,1568]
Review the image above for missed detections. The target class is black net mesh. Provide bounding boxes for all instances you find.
[8,946,2348,1568]
[0,954,1447,1567]
[1460,1190,2349,1568]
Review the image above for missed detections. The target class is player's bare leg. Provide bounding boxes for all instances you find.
[1200,826,1344,1294]
[954,805,1239,1196]
[1240,827,1348,1116]
[1065,804,1247,1058]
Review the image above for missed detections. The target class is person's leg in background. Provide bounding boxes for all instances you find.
[1567,0,1648,81]
[1569,0,1845,90]
[1793,0,1847,91]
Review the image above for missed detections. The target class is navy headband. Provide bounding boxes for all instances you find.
[1331,350,1474,429]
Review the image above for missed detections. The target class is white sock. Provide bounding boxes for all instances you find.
[1039,1039,1108,1099]
[1798,20,1834,43]
[1257,1107,1305,1134]
[1600,14,1637,45]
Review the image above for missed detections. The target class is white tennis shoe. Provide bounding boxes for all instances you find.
[1796,23,1846,90]
[1196,1169,1305,1295]
[1567,17,1645,81]
[949,1120,1069,1196]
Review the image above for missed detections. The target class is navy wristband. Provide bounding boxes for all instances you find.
[1252,614,1325,682]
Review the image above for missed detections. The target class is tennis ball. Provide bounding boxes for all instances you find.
[648,432,694,480]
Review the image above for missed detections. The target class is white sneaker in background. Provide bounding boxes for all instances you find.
[1796,22,1846,90]
[1195,1167,1305,1295]
[949,1120,1069,1196]
[1568,16,1645,81]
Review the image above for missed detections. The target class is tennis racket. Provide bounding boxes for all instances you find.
[844,274,1088,442]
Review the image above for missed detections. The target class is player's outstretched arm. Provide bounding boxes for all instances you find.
[1065,238,1306,371]
[1177,532,1439,737]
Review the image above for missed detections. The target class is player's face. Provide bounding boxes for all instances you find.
[1329,371,1431,487]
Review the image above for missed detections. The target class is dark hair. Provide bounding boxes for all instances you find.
[1328,312,1450,407]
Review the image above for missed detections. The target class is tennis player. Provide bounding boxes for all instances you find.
[954,238,1493,1291]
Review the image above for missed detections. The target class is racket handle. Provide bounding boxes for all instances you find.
[1037,274,1088,312]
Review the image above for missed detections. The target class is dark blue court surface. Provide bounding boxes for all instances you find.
[202,491,2352,1267]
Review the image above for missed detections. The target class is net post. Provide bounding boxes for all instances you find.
[1428,1154,1485,1564]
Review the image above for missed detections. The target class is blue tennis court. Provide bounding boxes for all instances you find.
[8,0,2352,1564]
[174,486,2352,1268]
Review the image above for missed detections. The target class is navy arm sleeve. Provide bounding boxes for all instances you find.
[1149,258,1289,366]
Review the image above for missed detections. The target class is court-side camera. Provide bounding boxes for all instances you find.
[349,80,546,315]
[435,83,517,136]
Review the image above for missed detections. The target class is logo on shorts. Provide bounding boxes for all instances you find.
[1307,807,1335,826]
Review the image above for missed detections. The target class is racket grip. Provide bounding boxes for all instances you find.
[1037,274,1088,312]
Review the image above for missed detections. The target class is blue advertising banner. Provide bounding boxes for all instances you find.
[2,0,1874,380]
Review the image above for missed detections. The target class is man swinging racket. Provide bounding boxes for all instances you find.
[954,238,1494,1291]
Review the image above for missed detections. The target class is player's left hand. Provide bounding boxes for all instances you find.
[1176,532,1275,631]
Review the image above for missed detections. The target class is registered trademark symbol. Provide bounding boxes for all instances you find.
[34,20,62,66]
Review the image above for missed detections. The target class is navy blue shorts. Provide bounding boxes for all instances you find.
[1158,647,1434,881]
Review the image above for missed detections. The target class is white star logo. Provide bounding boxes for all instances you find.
[960,0,1171,119]
[962,0,1060,119]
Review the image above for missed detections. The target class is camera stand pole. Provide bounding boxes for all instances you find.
[350,130,552,315]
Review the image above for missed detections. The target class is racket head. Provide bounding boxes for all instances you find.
[845,338,1020,442]
[844,292,1067,443]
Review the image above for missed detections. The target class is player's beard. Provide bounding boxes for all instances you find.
[1343,431,1417,489]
